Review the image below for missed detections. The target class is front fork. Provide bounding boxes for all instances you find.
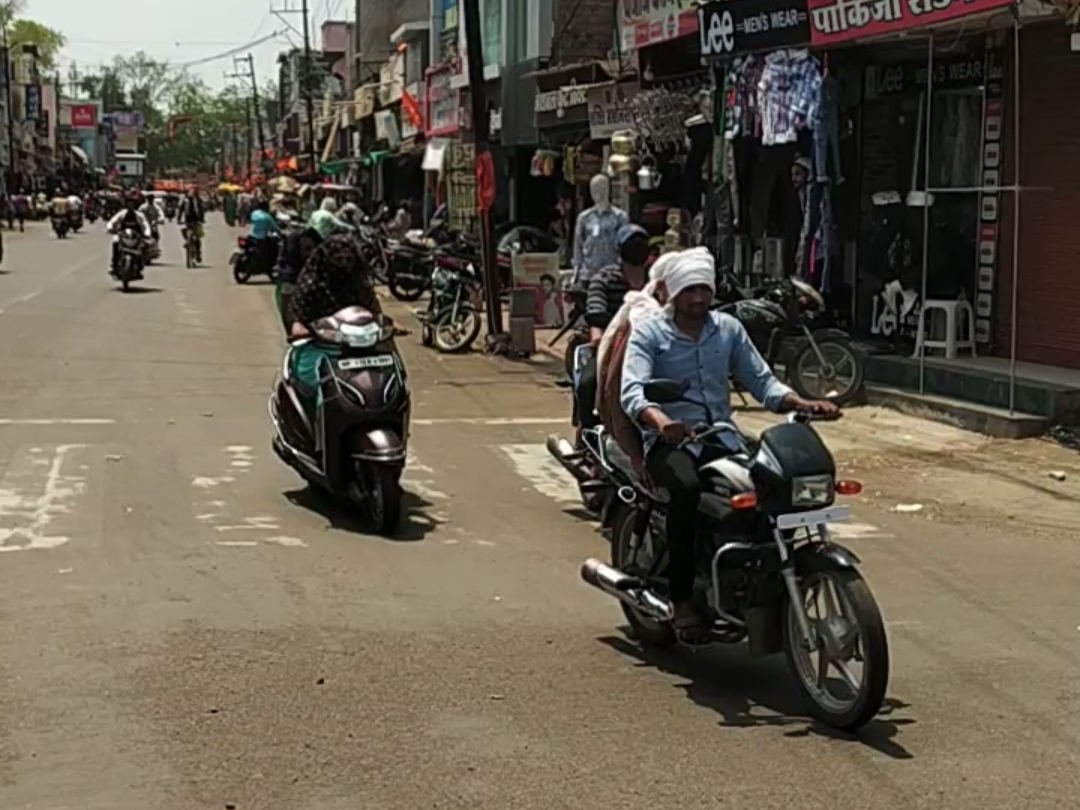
[776,529,820,652]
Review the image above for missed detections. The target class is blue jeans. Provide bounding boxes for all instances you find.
[812,76,843,182]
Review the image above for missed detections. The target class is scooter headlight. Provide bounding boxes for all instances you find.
[338,322,382,348]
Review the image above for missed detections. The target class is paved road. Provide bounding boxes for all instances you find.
[0,219,1078,809]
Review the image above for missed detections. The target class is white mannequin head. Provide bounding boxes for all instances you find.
[589,174,611,211]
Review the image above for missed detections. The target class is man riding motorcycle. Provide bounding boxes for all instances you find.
[178,189,206,263]
[49,190,69,234]
[247,198,282,277]
[106,193,152,277]
[619,247,837,644]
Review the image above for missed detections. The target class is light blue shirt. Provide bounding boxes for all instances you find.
[620,311,793,452]
[249,209,280,240]
[573,206,628,283]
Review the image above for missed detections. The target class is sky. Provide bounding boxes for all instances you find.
[24,0,353,94]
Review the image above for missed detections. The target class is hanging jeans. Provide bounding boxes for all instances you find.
[795,180,835,288]
[812,77,843,183]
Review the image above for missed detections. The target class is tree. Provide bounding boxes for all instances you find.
[0,2,66,70]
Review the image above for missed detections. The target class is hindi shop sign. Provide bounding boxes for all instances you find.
[807,0,1016,46]
[587,83,639,140]
[698,0,811,58]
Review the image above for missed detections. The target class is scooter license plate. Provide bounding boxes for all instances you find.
[339,356,394,370]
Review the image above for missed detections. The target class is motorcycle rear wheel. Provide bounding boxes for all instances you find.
[612,507,676,648]
[783,557,889,730]
[233,261,252,284]
[388,271,427,302]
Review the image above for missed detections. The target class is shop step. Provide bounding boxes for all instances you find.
[865,384,1048,439]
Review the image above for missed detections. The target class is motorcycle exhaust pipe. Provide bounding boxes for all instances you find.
[580,558,671,621]
[545,435,592,484]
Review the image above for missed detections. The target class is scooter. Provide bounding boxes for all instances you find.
[269,306,410,536]
[231,233,281,284]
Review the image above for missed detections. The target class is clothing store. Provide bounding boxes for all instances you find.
[698,0,1019,354]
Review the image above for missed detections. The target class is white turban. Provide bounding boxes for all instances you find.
[663,246,716,302]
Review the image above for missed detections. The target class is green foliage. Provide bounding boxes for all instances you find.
[77,53,278,176]
[0,1,66,70]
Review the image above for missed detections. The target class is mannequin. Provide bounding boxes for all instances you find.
[572,174,628,285]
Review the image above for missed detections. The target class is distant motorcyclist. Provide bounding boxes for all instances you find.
[338,201,363,229]
[106,193,152,277]
[247,198,282,272]
[178,188,206,263]
[11,188,28,231]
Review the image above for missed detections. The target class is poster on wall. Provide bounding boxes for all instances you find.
[512,252,564,327]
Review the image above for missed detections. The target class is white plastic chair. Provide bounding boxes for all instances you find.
[912,300,977,359]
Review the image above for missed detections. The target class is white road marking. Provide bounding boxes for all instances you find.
[192,475,235,488]
[216,541,259,547]
[412,417,565,426]
[0,419,115,425]
[497,442,892,539]
[265,536,307,547]
[402,450,449,501]
[0,444,87,552]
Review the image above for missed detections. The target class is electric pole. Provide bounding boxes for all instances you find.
[461,0,503,339]
[2,27,17,191]
[244,96,254,179]
[300,0,318,173]
[232,54,268,168]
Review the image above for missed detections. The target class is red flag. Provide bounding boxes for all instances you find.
[401,88,422,129]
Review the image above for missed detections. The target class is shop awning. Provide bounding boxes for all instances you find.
[70,145,89,163]
[421,140,447,173]
[319,159,349,176]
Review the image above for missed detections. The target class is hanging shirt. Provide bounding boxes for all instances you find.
[572,206,628,284]
[758,49,822,146]
[724,56,764,140]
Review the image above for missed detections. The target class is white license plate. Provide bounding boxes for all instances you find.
[339,356,394,370]
[775,505,850,530]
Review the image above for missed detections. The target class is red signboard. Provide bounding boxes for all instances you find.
[69,103,97,129]
[807,0,1015,45]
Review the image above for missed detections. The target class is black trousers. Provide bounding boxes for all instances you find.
[645,443,734,604]
[574,351,599,430]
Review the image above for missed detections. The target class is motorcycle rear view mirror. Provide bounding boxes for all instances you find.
[643,379,689,404]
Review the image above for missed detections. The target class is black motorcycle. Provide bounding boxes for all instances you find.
[112,226,145,292]
[269,306,410,536]
[52,214,69,238]
[68,209,83,233]
[418,238,483,354]
[718,275,864,406]
[231,233,279,284]
[582,378,889,730]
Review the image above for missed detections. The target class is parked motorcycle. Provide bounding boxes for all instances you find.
[51,215,69,238]
[112,226,145,292]
[231,234,279,284]
[269,306,410,536]
[717,275,864,406]
[418,238,483,353]
[581,378,888,730]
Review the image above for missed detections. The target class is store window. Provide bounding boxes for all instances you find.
[855,43,996,344]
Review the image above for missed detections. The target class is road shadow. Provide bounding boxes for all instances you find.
[115,286,164,295]
[598,632,915,760]
[238,278,275,286]
[284,485,442,543]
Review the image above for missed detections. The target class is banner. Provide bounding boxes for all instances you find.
[698,0,811,58]
[68,103,97,128]
[807,0,1015,45]
[619,0,698,52]
[587,83,639,140]
[24,84,40,121]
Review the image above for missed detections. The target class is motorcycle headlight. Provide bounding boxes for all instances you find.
[791,475,835,507]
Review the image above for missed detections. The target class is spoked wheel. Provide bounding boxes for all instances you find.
[790,338,865,406]
[784,558,889,730]
[432,305,481,353]
[612,507,675,648]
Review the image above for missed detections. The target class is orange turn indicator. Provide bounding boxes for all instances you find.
[730,493,758,510]
[836,480,863,496]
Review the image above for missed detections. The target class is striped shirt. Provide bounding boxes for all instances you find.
[585,264,632,330]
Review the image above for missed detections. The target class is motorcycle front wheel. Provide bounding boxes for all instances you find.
[432,305,481,353]
[359,464,403,536]
[783,556,889,730]
[789,338,865,406]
